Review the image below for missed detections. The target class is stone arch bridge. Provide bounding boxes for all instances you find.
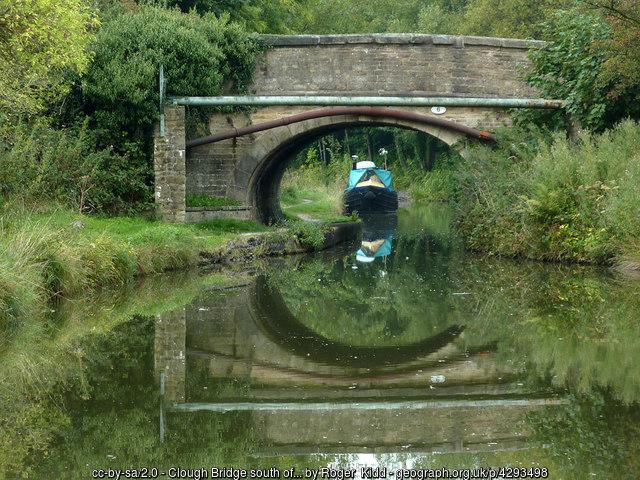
[154,33,564,223]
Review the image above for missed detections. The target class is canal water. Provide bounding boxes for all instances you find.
[3,205,640,478]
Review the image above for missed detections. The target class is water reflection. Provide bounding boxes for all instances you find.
[157,275,560,457]
[8,205,640,478]
[355,214,396,263]
[153,207,640,473]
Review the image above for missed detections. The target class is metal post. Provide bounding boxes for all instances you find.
[159,372,166,443]
[379,148,388,170]
[159,65,166,137]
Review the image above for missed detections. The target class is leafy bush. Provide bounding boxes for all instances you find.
[528,12,610,129]
[81,6,259,139]
[456,120,640,264]
[521,10,640,131]
[54,6,260,212]
[0,120,148,213]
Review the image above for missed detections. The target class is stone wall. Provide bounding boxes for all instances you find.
[184,206,254,223]
[154,105,186,223]
[253,34,541,97]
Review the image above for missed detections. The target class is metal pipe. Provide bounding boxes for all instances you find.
[167,397,568,413]
[170,95,566,109]
[186,106,497,149]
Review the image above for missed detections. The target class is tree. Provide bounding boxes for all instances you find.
[0,0,97,119]
[585,1,640,103]
[525,11,614,130]
[164,0,309,33]
[293,0,467,35]
[457,0,574,39]
[515,3,640,130]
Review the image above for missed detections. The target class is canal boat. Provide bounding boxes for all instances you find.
[344,153,398,214]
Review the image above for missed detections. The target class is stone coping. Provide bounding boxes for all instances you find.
[186,205,253,212]
[258,33,545,50]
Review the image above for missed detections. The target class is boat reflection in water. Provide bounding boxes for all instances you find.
[355,214,397,264]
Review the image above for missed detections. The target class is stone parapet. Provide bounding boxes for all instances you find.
[259,33,545,49]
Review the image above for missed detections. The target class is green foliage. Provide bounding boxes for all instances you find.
[457,0,573,38]
[590,1,640,120]
[165,0,309,33]
[294,0,579,39]
[279,149,353,221]
[83,6,259,135]
[524,11,614,130]
[455,120,640,264]
[0,0,97,119]
[0,205,267,327]
[64,5,260,211]
[193,218,267,233]
[2,4,261,215]
[279,220,330,249]
[294,0,467,35]
[406,168,459,203]
[186,195,242,208]
[0,120,148,213]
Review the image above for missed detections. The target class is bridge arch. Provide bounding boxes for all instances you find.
[239,111,469,223]
[153,33,565,224]
[249,275,464,368]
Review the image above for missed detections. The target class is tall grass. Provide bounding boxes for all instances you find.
[280,155,350,220]
[394,153,461,203]
[456,120,640,265]
[0,206,266,328]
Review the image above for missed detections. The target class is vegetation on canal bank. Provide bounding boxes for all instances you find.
[0,205,345,329]
[282,116,640,268]
[0,5,261,215]
[454,120,640,267]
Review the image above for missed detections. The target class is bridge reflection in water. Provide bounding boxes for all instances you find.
[154,269,564,457]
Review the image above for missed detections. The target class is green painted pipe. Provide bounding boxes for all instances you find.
[166,397,568,412]
[169,95,565,109]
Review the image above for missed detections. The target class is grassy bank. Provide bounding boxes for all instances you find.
[0,206,270,328]
[455,120,640,266]
[280,160,351,222]
[0,204,357,329]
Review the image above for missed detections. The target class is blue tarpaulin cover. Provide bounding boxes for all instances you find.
[355,238,393,260]
[346,168,394,191]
